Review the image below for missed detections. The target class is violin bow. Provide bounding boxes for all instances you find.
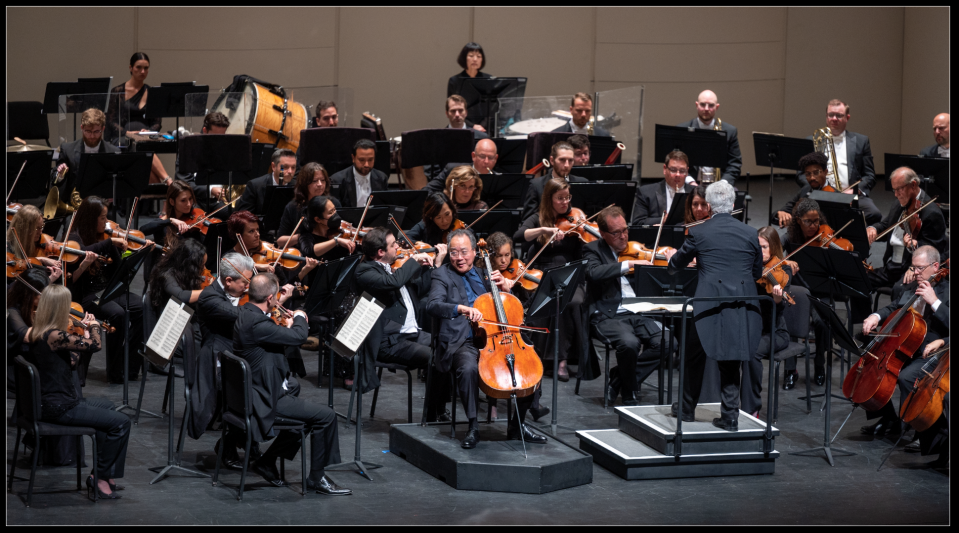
[222,257,252,283]
[389,214,416,249]
[873,196,939,243]
[14,273,42,296]
[570,203,614,233]
[185,197,239,231]
[6,161,27,204]
[272,217,305,269]
[649,212,667,262]
[681,209,743,228]
[465,200,503,230]
[11,227,30,263]
[819,219,853,248]
[840,179,862,193]
[352,195,373,244]
[216,236,222,279]
[59,212,78,286]
[478,319,550,335]
[764,230,826,275]
[122,197,138,249]
[236,233,251,257]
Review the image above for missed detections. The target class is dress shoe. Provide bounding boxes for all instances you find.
[107,480,124,492]
[427,409,452,423]
[462,428,481,449]
[87,476,120,500]
[306,475,352,496]
[529,405,550,422]
[214,438,243,470]
[904,440,922,453]
[507,423,548,444]
[782,370,799,391]
[671,402,695,423]
[860,417,901,437]
[606,367,621,405]
[621,395,638,407]
[250,458,288,487]
[711,417,739,432]
[814,367,826,387]
[557,362,570,382]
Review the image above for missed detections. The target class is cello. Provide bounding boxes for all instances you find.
[842,261,949,411]
[900,345,949,432]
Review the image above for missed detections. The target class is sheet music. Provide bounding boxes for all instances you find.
[333,294,385,355]
[621,302,685,314]
[146,299,193,362]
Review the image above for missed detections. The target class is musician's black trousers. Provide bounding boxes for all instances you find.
[260,385,341,477]
[681,320,742,421]
[742,330,790,414]
[448,344,533,423]
[51,397,130,479]
[81,293,144,385]
[594,314,665,397]
[378,331,431,368]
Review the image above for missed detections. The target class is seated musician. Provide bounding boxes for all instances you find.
[859,246,949,456]
[551,92,610,137]
[329,139,389,209]
[569,134,591,167]
[676,90,741,186]
[865,167,947,291]
[8,269,49,391]
[52,108,120,204]
[521,141,588,221]
[406,192,459,246]
[234,148,297,216]
[6,205,63,282]
[425,229,547,449]
[276,162,340,249]
[443,166,488,211]
[774,152,881,227]
[631,149,696,226]
[425,138,499,194]
[295,196,357,263]
[920,113,949,158]
[683,186,711,225]
[448,42,491,98]
[314,100,339,128]
[910,337,949,467]
[139,179,204,279]
[147,239,207,310]
[798,99,876,196]
[445,94,489,139]
[69,196,145,385]
[233,273,351,495]
[584,206,668,406]
[227,209,320,283]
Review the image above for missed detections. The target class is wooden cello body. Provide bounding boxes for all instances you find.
[900,348,949,432]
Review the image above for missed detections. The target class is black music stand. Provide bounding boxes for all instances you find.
[587,136,623,165]
[808,190,870,257]
[478,174,529,210]
[371,190,428,229]
[573,165,634,182]
[400,129,474,177]
[261,186,295,236]
[491,138,527,174]
[884,153,949,199]
[337,206,395,229]
[96,246,152,418]
[202,142,274,199]
[77,152,153,222]
[753,133,815,223]
[452,77,527,133]
[7,150,54,201]
[42,78,112,133]
[661,194,689,227]
[569,181,637,221]
[457,209,523,240]
[298,128,376,174]
[628,225,687,250]
[524,132,572,170]
[526,259,588,435]
[654,124,727,167]
[143,83,210,165]
[179,134,252,211]
[374,140,392,176]
[791,295,859,466]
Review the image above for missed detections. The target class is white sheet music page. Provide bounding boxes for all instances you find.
[146,299,192,361]
[334,294,384,354]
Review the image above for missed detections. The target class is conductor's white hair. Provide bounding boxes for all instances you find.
[705,180,735,214]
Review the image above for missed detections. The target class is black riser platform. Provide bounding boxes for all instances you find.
[617,404,779,456]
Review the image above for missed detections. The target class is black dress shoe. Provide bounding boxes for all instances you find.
[507,423,547,444]
[782,370,799,391]
[904,440,922,453]
[251,458,288,487]
[606,367,621,405]
[529,405,550,422]
[214,439,243,470]
[814,367,826,386]
[557,364,570,382]
[306,475,352,496]
[711,417,739,432]
[671,402,695,422]
[87,476,120,500]
[462,428,480,449]
[860,417,901,437]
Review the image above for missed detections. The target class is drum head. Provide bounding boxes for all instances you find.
[210,83,258,135]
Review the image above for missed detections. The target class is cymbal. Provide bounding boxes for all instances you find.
[7,144,53,152]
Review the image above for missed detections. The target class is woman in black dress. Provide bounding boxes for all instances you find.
[106,52,170,184]
[148,238,208,311]
[6,204,62,283]
[406,192,459,246]
[296,195,357,263]
[277,162,340,248]
[139,179,197,279]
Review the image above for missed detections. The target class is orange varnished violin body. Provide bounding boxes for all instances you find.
[617,241,672,267]
[439,219,467,246]
[250,242,307,269]
[69,302,115,334]
[757,257,796,306]
[102,220,153,251]
[814,224,854,252]
[336,221,374,244]
[555,208,601,244]
[901,348,949,432]
[181,207,221,235]
[502,258,542,291]
[391,241,439,270]
[6,251,44,278]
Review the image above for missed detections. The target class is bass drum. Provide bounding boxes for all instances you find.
[212,81,308,151]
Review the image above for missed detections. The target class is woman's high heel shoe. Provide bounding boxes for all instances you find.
[108,480,124,492]
[87,476,121,500]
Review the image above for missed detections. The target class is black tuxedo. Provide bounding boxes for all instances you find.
[234,173,296,216]
[868,189,947,287]
[676,118,742,185]
[51,139,120,199]
[667,213,763,420]
[329,166,389,208]
[631,181,696,226]
[190,281,239,439]
[551,121,611,138]
[798,131,876,196]
[919,144,943,158]
[521,173,588,221]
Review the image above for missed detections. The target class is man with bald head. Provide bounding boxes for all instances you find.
[676,90,742,186]
[425,138,500,194]
[920,113,949,159]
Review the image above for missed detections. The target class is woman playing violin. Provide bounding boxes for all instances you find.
[6,205,62,282]
[444,165,488,211]
[406,192,461,247]
[228,209,320,285]
[148,239,208,309]
[295,195,356,263]
[277,162,341,248]
[683,186,712,225]
[139,179,200,278]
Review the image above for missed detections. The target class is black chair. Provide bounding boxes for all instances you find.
[368,361,414,423]
[873,286,893,313]
[7,101,50,146]
[576,318,614,408]
[213,351,307,500]
[9,356,98,506]
[767,285,815,422]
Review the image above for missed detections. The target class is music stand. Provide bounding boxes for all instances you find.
[808,190,870,257]
[524,132,572,170]
[753,133,815,223]
[458,209,523,240]
[7,150,54,202]
[479,174,530,210]
[453,77,527,133]
[569,182,637,221]
[143,83,210,167]
[374,140,392,176]
[96,246,152,417]
[179,134,252,211]
[654,124,727,166]
[261,186,295,236]
[573,165,634,182]
[77,152,153,222]
[491,138,527,174]
[661,194,689,227]
[587,136,624,165]
[298,128,376,174]
[371,190,428,229]
[791,295,859,466]
[337,206,395,229]
[42,78,112,132]
[628,225,687,250]
[884,153,949,199]
[526,259,588,435]
[400,129,474,188]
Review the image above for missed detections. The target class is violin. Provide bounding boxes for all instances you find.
[181,207,223,235]
[391,241,440,270]
[101,220,158,252]
[237,282,307,307]
[902,195,923,238]
[334,220,375,244]
[199,268,215,290]
[250,242,309,269]
[813,223,854,252]
[38,234,111,265]
[440,219,467,245]
[843,260,949,411]
[69,302,115,334]
[555,207,602,244]
[900,346,949,433]
[757,257,796,306]
[617,241,672,267]
[6,251,46,278]
[501,258,542,291]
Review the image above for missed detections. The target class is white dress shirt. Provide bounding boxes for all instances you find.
[938,146,950,158]
[84,141,101,154]
[353,166,373,207]
[616,260,638,315]
[377,261,419,334]
[568,120,588,135]
[217,279,240,307]
[826,131,849,190]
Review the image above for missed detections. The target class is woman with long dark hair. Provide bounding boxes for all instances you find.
[406,192,459,246]
[148,238,208,311]
[277,162,340,248]
[683,186,712,225]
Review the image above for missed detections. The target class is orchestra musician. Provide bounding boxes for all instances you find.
[443,165,488,211]
[235,148,298,215]
[866,167,947,290]
[664,180,763,431]
[276,162,340,249]
[683,186,711,224]
[425,138,499,194]
[775,152,882,226]
[329,139,389,208]
[448,42,491,99]
[52,108,120,203]
[147,239,207,310]
[676,90,742,186]
[6,205,63,282]
[227,209,320,283]
[25,284,130,500]
[8,269,49,392]
[632,149,696,226]
[521,141,588,222]
[294,195,357,263]
[425,229,547,449]
[551,92,610,137]
[405,192,460,246]
[584,206,668,406]
[516,178,589,383]
[314,100,339,128]
[232,273,351,495]
[920,113,949,158]
[798,99,876,196]
[139,179,204,278]
[445,95,489,139]
[569,134,591,167]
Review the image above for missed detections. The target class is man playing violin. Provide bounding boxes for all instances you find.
[775,152,881,227]
[521,141,588,221]
[425,229,547,449]
[584,206,668,406]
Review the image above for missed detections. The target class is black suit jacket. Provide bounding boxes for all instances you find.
[425,264,494,373]
[798,131,876,196]
[676,118,742,185]
[875,278,949,350]
[550,121,611,138]
[329,166,389,208]
[521,173,588,221]
[919,144,942,158]
[631,181,696,226]
[52,139,121,197]
[584,239,639,320]
[232,303,308,442]
[869,189,948,267]
[189,281,239,439]
[234,173,296,216]
[667,213,763,361]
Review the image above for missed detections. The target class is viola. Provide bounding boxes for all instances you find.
[900,346,949,433]
[6,202,23,222]
[757,257,796,306]
[555,207,602,244]
[250,242,308,269]
[617,241,672,267]
[501,258,542,291]
[6,251,45,278]
[843,261,949,411]
[38,234,111,265]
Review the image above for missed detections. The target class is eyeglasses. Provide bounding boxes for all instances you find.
[666,166,688,175]
[456,184,477,191]
[806,168,825,177]
[603,228,629,237]
[81,129,102,135]
[827,113,846,119]
[449,249,472,258]
[474,154,496,161]
[909,264,932,273]
[799,217,821,227]
[892,184,914,194]
[555,196,572,203]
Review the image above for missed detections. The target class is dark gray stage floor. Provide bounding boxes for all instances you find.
[8,176,949,524]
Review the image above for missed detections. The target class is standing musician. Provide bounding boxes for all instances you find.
[448,42,491,98]
[232,273,351,495]
[6,205,63,282]
[585,206,668,406]
[406,192,461,246]
[330,139,389,209]
[425,229,547,449]
[859,246,949,446]
[632,149,696,226]
[515,178,589,383]
[295,195,357,263]
[314,100,339,128]
[798,99,876,196]
[663,181,763,431]
[235,148,298,216]
[676,90,742,186]
[276,162,340,249]
[425,138,500,194]
[521,141,588,221]
[227,209,320,283]
[551,92,610,137]
[445,94,490,140]
[920,113,949,158]
[51,108,120,204]
[775,152,882,226]
[443,165,488,211]
[866,167,947,290]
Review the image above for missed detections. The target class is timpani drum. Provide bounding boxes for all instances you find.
[212,81,308,151]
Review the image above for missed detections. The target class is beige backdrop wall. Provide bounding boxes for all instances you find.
[7,6,948,179]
